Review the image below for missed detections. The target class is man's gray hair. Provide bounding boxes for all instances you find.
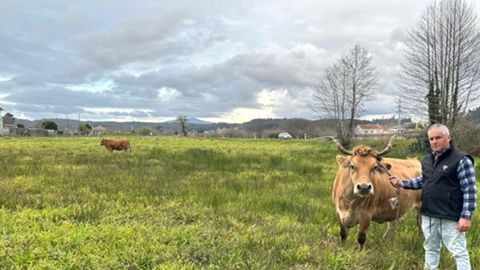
[428,123,450,135]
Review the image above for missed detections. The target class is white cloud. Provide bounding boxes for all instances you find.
[157,87,181,102]
[0,75,14,82]
[257,88,289,108]
[64,80,115,93]
[203,107,277,124]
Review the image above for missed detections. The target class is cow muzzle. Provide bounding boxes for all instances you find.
[354,183,373,196]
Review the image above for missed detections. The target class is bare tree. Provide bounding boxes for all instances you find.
[176,115,188,136]
[312,44,378,146]
[286,119,311,139]
[399,0,480,126]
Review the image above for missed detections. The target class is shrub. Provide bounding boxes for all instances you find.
[450,116,480,154]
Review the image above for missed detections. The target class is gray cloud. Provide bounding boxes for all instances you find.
[0,0,466,123]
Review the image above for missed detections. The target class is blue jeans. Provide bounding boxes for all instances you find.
[421,215,470,270]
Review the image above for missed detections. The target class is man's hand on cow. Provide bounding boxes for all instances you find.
[389,176,403,188]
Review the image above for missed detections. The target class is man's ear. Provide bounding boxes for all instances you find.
[336,155,348,165]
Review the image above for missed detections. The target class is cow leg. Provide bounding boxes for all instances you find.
[382,220,397,238]
[358,217,371,249]
[340,224,348,242]
[336,213,348,242]
[415,208,422,234]
[358,232,366,249]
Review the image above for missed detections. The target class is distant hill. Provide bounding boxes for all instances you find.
[163,117,212,125]
[15,117,234,134]
[13,116,412,137]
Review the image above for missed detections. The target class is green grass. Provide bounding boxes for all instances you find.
[0,136,477,269]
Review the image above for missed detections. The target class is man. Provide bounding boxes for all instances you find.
[390,123,476,270]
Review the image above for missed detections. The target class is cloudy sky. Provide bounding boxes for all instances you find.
[0,0,455,123]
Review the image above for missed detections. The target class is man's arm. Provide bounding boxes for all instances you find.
[457,156,476,231]
[457,156,477,220]
[389,174,423,189]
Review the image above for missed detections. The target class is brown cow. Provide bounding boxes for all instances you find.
[100,138,131,152]
[331,136,421,249]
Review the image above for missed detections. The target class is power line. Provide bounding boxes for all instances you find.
[397,98,402,126]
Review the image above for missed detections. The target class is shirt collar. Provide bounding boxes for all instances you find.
[431,143,453,159]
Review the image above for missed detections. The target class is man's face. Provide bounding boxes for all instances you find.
[428,128,451,153]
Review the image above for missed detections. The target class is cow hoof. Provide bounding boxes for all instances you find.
[357,232,366,248]
[340,228,347,241]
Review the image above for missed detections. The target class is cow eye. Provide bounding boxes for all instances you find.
[349,164,356,171]
[371,165,378,172]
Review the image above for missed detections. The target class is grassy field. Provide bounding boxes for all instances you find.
[0,136,478,269]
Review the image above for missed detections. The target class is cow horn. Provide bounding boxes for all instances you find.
[326,136,353,155]
[377,135,397,157]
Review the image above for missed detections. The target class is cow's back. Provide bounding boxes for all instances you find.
[383,157,420,179]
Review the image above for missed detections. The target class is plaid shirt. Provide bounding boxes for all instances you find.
[402,156,477,219]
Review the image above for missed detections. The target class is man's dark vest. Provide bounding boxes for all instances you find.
[420,145,473,221]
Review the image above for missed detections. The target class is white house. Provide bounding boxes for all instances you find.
[354,124,386,135]
[0,115,9,135]
[90,125,109,136]
[386,125,405,134]
[278,132,292,139]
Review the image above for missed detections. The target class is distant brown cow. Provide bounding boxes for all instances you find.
[100,138,131,152]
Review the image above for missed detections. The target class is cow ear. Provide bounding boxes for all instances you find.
[336,155,348,165]
[336,155,353,169]
[377,162,392,171]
